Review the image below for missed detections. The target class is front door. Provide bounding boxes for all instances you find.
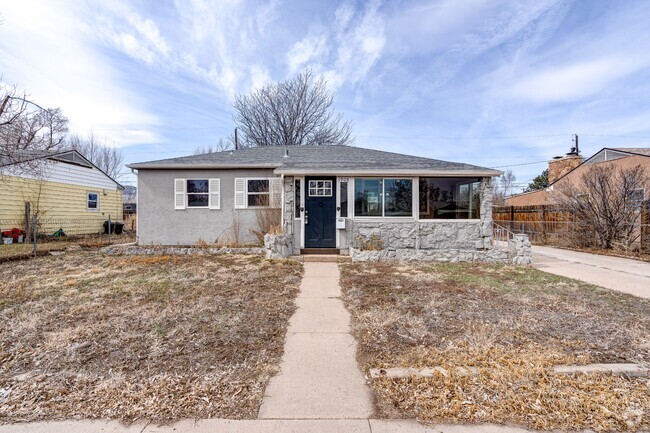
[304,177,337,248]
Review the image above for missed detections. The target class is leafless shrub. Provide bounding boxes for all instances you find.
[250,208,281,245]
[233,69,354,147]
[216,211,243,246]
[555,164,649,249]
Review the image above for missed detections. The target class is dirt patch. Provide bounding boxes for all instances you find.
[340,262,650,432]
[0,252,302,422]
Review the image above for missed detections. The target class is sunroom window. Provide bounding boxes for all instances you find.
[354,178,412,217]
[419,177,481,219]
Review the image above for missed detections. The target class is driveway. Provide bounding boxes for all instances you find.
[532,245,650,299]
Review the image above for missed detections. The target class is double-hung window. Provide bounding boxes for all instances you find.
[234,177,282,209]
[354,178,413,217]
[174,178,220,209]
[87,192,99,211]
[187,179,209,207]
[247,179,270,207]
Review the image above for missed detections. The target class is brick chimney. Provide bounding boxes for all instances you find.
[548,151,583,184]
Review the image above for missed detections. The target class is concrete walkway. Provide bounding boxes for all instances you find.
[258,261,373,419]
[532,245,650,299]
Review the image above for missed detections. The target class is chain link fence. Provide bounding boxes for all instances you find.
[0,215,136,260]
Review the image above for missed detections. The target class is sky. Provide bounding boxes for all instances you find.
[2,0,650,190]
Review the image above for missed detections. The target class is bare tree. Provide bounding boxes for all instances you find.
[1,84,69,159]
[67,133,125,180]
[193,138,233,155]
[555,164,649,250]
[233,69,354,147]
[493,169,517,206]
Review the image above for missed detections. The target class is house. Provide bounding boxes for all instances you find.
[0,149,124,235]
[128,145,506,261]
[506,147,650,207]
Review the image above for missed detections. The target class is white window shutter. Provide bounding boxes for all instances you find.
[234,178,246,209]
[270,177,283,208]
[174,178,186,210]
[209,178,221,209]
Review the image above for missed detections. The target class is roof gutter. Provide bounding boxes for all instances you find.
[125,163,282,170]
[273,168,503,177]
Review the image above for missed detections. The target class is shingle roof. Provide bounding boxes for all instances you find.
[611,148,650,156]
[127,145,501,176]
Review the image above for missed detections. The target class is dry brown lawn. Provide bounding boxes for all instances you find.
[0,252,301,422]
[340,262,650,432]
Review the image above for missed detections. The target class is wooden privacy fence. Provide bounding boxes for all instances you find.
[493,204,650,252]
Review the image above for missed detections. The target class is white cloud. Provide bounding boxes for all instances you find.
[507,57,646,103]
[287,30,329,74]
[0,0,162,146]
[287,1,386,91]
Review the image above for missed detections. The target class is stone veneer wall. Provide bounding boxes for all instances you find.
[281,176,296,254]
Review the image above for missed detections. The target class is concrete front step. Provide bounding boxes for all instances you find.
[289,255,351,263]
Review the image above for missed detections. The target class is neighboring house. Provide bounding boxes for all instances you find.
[0,149,124,234]
[506,147,650,207]
[128,146,504,261]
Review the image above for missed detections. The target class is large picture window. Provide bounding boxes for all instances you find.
[419,177,481,219]
[354,178,413,217]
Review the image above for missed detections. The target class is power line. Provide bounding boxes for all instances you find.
[490,160,548,168]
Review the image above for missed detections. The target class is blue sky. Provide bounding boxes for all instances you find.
[2,0,650,190]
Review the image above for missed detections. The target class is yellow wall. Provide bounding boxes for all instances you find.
[0,176,123,234]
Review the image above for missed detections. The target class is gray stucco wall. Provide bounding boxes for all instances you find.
[137,168,276,246]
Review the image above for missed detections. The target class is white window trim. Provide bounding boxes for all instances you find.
[246,177,272,208]
[87,191,99,212]
[352,177,415,219]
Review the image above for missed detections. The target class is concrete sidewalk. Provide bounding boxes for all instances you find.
[532,245,650,299]
[258,261,373,419]
[0,419,548,433]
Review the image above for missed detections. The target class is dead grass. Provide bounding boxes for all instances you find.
[0,252,302,422]
[340,262,650,432]
[0,234,136,261]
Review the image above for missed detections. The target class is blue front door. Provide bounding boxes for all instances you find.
[305,177,337,248]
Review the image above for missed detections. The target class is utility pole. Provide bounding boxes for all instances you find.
[234,127,239,150]
[573,134,579,154]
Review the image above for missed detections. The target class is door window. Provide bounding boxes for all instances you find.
[308,180,333,197]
